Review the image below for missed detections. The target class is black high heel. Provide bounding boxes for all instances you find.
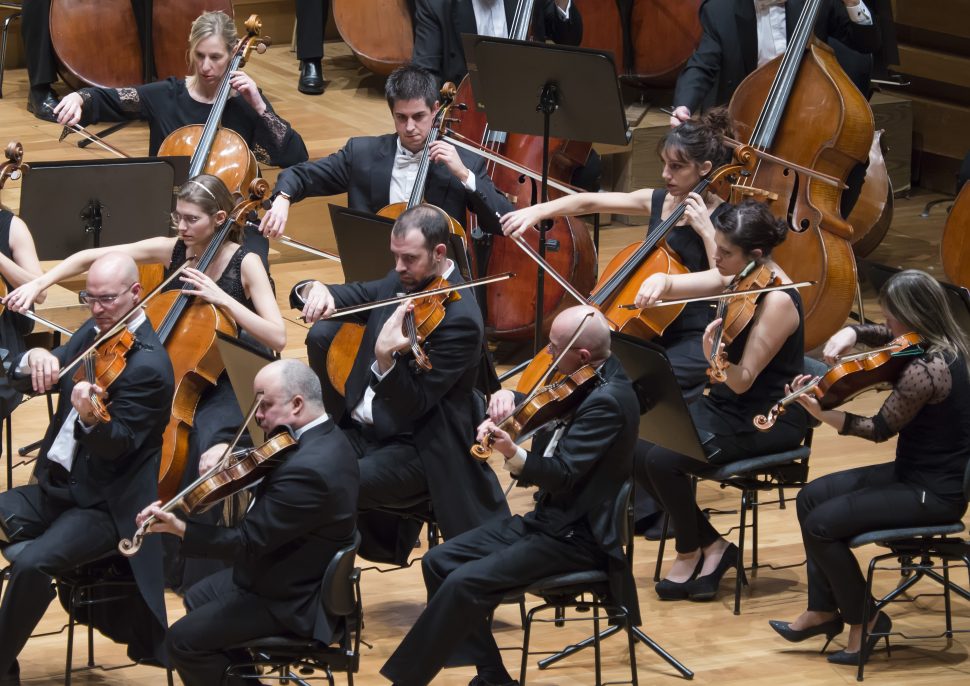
[687,542,741,601]
[827,612,892,666]
[655,553,704,600]
[768,616,845,653]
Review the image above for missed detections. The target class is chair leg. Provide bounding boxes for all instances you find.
[1,13,22,99]
[751,489,760,569]
[520,606,536,686]
[592,604,602,686]
[4,415,10,491]
[943,557,953,639]
[625,615,639,686]
[65,585,78,686]
[734,489,750,616]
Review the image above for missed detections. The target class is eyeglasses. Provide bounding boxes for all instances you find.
[170,211,207,227]
[78,284,133,306]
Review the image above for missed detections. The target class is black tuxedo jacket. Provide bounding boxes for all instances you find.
[673,0,882,113]
[10,318,175,637]
[412,0,583,87]
[273,133,512,235]
[301,269,509,540]
[518,355,641,622]
[181,420,359,643]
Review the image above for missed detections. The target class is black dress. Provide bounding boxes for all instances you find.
[77,78,307,167]
[0,210,33,419]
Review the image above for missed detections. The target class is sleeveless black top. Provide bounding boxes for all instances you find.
[649,189,720,340]
[694,288,808,436]
[162,239,256,311]
[0,210,33,416]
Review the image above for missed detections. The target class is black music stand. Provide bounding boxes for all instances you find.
[216,331,277,444]
[19,157,189,260]
[467,36,630,353]
[329,204,473,283]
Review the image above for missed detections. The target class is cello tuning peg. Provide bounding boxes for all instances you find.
[456,103,468,111]
[256,41,270,54]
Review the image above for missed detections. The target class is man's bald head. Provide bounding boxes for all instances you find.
[88,252,140,292]
[549,306,611,370]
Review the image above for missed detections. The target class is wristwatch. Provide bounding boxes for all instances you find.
[275,191,291,202]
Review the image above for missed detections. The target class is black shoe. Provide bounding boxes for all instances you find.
[768,615,845,653]
[469,677,519,686]
[827,612,892,666]
[298,59,325,95]
[687,542,744,601]
[26,87,59,122]
[655,553,703,600]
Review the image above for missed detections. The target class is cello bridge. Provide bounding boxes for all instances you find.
[730,185,779,203]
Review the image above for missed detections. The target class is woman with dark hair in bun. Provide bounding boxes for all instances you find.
[634,199,809,603]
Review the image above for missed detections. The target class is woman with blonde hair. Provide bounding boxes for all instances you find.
[770,269,970,666]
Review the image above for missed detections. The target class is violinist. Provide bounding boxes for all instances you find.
[669,0,880,127]
[382,305,639,686]
[51,10,308,168]
[635,200,808,602]
[411,0,582,88]
[0,253,175,683]
[135,359,359,686]
[289,204,508,565]
[769,269,970,666]
[0,203,45,420]
[258,63,511,239]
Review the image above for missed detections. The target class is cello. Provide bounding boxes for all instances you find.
[146,179,269,501]
[332,0,414,76]
[449,0,596,341]
[941,181,970,289]
[157,15,269,199]
[728,0,873,350]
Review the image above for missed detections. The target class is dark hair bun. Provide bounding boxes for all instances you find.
[700,106,735,142]
[713,199,789,256]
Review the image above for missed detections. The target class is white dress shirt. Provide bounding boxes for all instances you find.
[294,412,331,439]
[388,138,477,205]
[754,0,873,67]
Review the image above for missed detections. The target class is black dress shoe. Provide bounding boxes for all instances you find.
[655,553,703,600]
[298,59,325,95]
[26,87,59,122]
[827,612,892,666]
[687,542,745,601]
[768,615,845,653]
[468,676,519,686]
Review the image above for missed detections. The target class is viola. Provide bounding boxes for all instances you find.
[157,15,269,198]
[728,0,873,350]
[119,399,299,557]
[753,332,926,431]
[71,327,138,423]
[707,262,782,383]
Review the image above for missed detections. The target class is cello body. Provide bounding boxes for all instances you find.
[151,0,235,81]
[729,37,872,350]
[158,127,259,199]
[50,0,144,88]
[850,130,894,259]
[941,183,970,289]
[332,0,413,76]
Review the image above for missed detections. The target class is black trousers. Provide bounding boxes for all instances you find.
[797,462,967,625]
[635,420,804,554]
[381,514,605,686]
[20,0,57,88]
[166,568,290,686]
[295,0,331,60]
[0,484,116,675]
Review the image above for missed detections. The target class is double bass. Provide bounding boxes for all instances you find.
[449,0,596,340]
[332,0,414,76]
[728,0,873,350]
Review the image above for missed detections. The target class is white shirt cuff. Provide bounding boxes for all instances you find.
[503,446,527,474]
[15,351,38,375]
[845,1,873,25]
[462,169,477,193]
[556,0,571,20]
[370,359,394,381]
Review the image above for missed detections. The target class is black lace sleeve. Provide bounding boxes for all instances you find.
[840,353,952,442]
[251,95,308,167]
[849,323,894,348]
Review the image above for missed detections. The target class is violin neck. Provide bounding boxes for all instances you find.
[749,0,824,150]
[188,50,246,178]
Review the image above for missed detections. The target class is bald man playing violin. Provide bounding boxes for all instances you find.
[136,359,359,686]
[382,305,640,686]
[289,204,508,566]
[0,253,174,684]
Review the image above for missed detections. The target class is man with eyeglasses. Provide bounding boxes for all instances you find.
[0,253,175,685]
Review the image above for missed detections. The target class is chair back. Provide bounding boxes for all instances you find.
[612,480,634,550]
[320,530,361,617]
[963,450,970,503]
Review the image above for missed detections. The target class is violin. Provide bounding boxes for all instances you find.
[753,332,926,431]
[707,262,782,383]
[324,272,513,396]
[118,397,299,556]
[71,327,138,423]
[157,15,269,198]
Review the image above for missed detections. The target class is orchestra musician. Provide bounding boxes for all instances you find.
[135,359,359,686]
[19,0,64,121]
[258,63,512,240]
[5,174,285,588]
[669,0,881,127]
[635,200,809,602]
[0,206,45,420]
[0,253,175,684]
[51,10,308,169]
[769,269,970,666]
[381,305,639,686]
[288,204,509,564]
[411,0,582,88]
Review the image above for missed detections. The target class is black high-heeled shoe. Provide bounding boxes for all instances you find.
[827,611,892,665]
[768,615,845,653]
[655,553,704,600]
[687,542,744,601]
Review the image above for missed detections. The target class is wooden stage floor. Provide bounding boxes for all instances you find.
[0,40,968,685]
